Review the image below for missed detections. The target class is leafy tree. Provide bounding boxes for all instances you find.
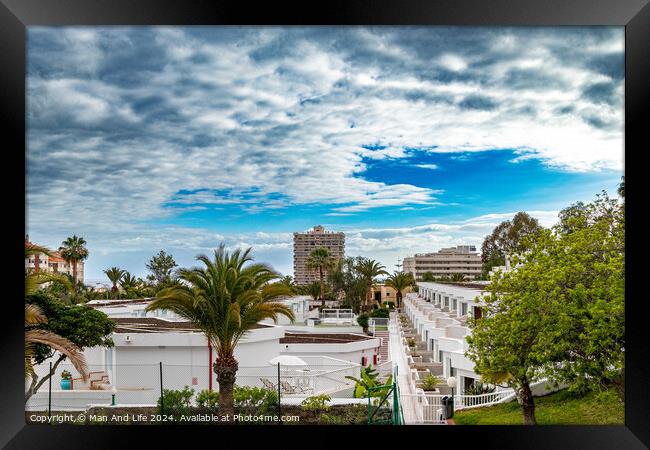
[145,244,294,419]
[103,267,125,299]
[306,247,337,307]
[277,275,299,294]
[421,271,435,282]
[385,271,415,309]
[467,192,624,424]
[355,258,388,312]
[25,292,115,401]
[329,257,367,312]
[58,235,89,285]
[146,250,178,286]
[480,212,543,276]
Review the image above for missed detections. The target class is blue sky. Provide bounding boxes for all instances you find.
[25,27,624,282]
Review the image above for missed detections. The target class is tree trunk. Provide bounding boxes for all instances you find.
[25,354,66,402]
[214,353,238,421]
[397,291,402,310]
[319,267,325,307]
[517,381,537,425]
[72,260,78,285]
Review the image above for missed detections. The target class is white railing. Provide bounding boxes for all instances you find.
[369,317,389,334]
[455,389,516,409]
[319,309,354,320]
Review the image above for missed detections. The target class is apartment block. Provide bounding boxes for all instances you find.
[402,245,482,281]
[293,225,345,286]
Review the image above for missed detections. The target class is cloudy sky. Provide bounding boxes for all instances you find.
[26,26,624,283]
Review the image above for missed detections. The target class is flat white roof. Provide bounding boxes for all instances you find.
[416,282,485,300]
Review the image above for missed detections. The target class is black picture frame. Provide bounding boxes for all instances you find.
[2,0,648,448]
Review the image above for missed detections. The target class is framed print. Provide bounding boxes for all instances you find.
[2,0,648,448]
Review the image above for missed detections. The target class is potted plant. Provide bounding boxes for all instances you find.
[420,374,442,392]
[60,370,72,390]
[407,338,416,348]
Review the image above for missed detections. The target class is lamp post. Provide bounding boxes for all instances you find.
[446,376,456,418]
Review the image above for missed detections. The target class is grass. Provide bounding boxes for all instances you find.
[453,387,624,425]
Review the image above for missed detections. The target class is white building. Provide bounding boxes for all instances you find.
[403,245,482,281]
[402,282,486,394]
[27,296,380,410]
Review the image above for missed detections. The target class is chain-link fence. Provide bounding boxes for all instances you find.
[25,357,364,414]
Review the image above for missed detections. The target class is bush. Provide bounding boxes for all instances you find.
[233,385,278,414]
[369,307,390,318]
[356,313,369,330]
[301,394,331,417]
[383,301,395,309]
[196,389,219,408]
[157,386,194,418]
[407,338,416,348]
[464,381,496,396]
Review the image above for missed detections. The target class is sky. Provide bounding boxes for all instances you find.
[26,26,624,283]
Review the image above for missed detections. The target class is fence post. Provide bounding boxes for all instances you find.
[48,361,52,419]
[277,362,281,423]
[159,362,164,415]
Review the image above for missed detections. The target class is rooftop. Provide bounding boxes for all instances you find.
[112,317,272,334]
[280,333,374,344]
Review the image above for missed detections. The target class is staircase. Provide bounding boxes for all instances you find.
[376,330,390,363]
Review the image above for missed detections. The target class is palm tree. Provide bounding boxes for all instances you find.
[58,235,89,286]
[304,281,322,303]
[306,248,336,307]
[385,271,415,310]
[145,244,294,419]
[450,273,467,282]
[104,267,125,299]
[25,244,88,392]
[355,259,389,312]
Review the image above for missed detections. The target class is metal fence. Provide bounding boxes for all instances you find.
[25,359,363,413]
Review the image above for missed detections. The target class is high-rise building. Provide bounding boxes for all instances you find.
[402,245,481,281]
[293,225,345,286]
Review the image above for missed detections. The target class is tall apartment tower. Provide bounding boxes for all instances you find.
[293,225,345,286]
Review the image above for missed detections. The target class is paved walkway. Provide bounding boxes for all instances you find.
[389,317,422,424]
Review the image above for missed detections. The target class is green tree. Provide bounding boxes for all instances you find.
[58,235,89,285]
[145,244,294,419]
[355,259,388,312]
[146,250,178,287]
[421,271,435,282]
[466,192,624,424]
[385,271,414,309]
[480,212,543,277]
[303,281,322,303]
[25,244,89,387]
[450,273,467,282]
[103,267,125,299]
[329,257,367,313]
[306,248,337,307]
[25,292,115,401]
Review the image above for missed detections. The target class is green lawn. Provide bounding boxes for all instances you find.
[453,387,624,425]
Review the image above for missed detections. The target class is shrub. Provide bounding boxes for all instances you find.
[157,386,194,418]
[464,381,496,396]
[196,389,219,408]
[369,307,390,318]
[301,394,331,417]
[233,385,278,414]
[383,301,395,309]
[421,375,442,391]
[407,338,416,348]
[356,313,369,330]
